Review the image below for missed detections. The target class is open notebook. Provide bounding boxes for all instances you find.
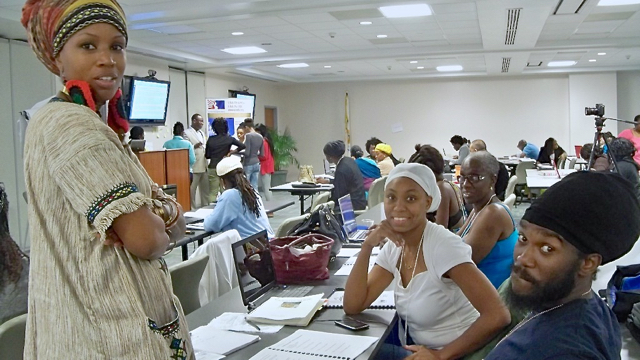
[326,290,395,309]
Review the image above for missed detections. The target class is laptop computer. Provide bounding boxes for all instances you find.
[130,139,146,152]
[231,230,313,309]
[338,194,369,242]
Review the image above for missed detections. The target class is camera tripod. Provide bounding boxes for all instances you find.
[586,116,636,172]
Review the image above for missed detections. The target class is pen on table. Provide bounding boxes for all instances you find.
[245,316,261,331]
[185,230,195,235]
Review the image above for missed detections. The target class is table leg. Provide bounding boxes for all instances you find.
[182,245,188,261]
[299,194,305,215]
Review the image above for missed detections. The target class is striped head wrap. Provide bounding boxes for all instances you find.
[21,0,127,75]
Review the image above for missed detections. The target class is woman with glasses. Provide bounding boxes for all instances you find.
[457,152,518,288]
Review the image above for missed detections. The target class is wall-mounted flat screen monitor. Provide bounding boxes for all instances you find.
[229,90,256,119]
[125,76,170,125]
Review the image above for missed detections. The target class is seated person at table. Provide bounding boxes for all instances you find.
[458,152,518,288]
[408,144,466,231]
[516,140,539,159]
[351,145,381,191]
[366,137,383,161]
[316,140,366,210]
[469,139,508,201]
[609,137,640,199]
[344,164,510,360]
[580,143,609,171]
[483,172,640,360]
[537,137,567,166]
[375,143,396,176]
[204,156,274,239]
[450,135,470,165]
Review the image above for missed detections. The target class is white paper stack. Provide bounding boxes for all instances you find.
[246,293,324,326]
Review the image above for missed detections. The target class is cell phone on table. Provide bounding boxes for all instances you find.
[335,317,369,331]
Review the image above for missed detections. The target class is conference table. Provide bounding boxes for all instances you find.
[270,182,334,214]
[525,169,576,191]
[186,256,397,359]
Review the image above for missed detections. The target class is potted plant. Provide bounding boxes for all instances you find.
[269,128,299,186]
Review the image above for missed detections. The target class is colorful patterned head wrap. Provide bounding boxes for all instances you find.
[21,0,127,75]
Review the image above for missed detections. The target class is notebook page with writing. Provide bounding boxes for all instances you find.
[248,329,378,360]
[334,255,377,276]
[326,290,395,309]
[190,327,260,356]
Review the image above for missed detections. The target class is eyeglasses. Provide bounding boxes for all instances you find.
[459,174,486,184]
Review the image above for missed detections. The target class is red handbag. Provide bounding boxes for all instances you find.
[269,234,334,284]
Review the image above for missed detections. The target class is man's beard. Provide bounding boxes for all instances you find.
[505,260,581,313]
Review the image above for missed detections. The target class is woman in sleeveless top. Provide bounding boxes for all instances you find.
[457,152,518,289]
[409,144,467,231]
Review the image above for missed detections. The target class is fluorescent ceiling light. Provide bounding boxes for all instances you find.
[598,52,607,55]
[547,61,576,67]
[589,59,597,62]
[324,65,332,68]
[277,63,309,68]
[360,21,372,25]
[410,60,418,64]
[379,4,432,18]
[598,0,640,6]
[377,34,388,38]
[417,66,425,69]
[231,32,244,36]
[436,65,463,72]
[221,46,266,55]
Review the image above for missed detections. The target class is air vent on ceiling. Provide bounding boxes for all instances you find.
[502,57,511,73]
[505,8,521,45]
[526,62,543,67]
[553,0,588,15]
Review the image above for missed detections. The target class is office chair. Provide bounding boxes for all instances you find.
[275,214,308,238]
[169,253,209,315]
[310,192,330,213]
[514,162,535,205]
[0,313,28,360]
[367,176,387,209]
[504,194,516,211]
[505,175,518,198]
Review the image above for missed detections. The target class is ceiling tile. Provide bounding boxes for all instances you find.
[329,9,383,21]
[430,2,477,14]
[280,13,338,24]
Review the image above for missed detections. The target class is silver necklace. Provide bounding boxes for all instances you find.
[461,194,496,237]
[397,229,425,346]
[496,289,592,348]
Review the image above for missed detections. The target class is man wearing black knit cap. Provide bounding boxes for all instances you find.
[482,171,640,360]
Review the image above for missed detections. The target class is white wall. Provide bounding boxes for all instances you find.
[617,70,640,131]
[0,40,58,250]
[278,75,573,174]
[568,73,617,151]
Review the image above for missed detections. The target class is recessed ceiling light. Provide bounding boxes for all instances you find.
[360,21,372,25]
[377,34,388,38]
[221,46,266,55]
[598,52,607,55]
[277,63,309,68]
[597,0,640,6]
[436,65,463,72]
[589,59,597,62]
[417,66,425,69]
[379,4,432,18]
[547,61,576,67]
[231,32,244,36]
[324,65,332,68]
[410,60,418,64]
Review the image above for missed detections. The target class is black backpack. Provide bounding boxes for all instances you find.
[605,264,640,322]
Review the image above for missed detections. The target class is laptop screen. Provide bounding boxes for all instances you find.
[338,194,357,234]
[230,230,275,306]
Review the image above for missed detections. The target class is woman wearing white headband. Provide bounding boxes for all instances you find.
[344,163,509,360]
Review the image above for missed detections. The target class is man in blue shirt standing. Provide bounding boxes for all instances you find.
[517,139,539,159]
[163,122,196,172]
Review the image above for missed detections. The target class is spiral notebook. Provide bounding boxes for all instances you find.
[325,290,395,309]
[249,329,377,360]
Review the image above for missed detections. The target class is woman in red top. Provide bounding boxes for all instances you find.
[256,124,275,201]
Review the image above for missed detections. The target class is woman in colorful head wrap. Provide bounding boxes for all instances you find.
[375,143,396,176]
[21,0,193,358]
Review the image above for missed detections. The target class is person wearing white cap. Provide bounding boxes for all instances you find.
[203,156,274,239]
[343,163,509,360]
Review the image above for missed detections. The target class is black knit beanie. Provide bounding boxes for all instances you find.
[522,171,640,264]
